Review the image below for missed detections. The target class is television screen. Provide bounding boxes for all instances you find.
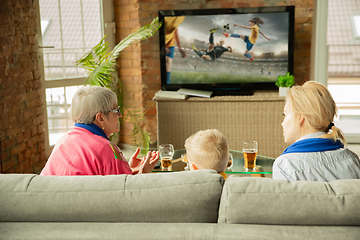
[158,6,294,95]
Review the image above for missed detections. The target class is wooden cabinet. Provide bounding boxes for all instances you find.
[155,91,288,158]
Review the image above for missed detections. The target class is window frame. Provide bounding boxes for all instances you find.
[36,0,115,156]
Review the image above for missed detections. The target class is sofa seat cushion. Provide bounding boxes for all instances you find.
[218,176,360,226]
[0,170,224,223]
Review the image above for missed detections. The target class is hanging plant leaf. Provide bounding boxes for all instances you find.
[76,17,162,149]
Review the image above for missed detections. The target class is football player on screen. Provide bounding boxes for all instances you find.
[192,28,232,61]
[164,16,187,83]
[223,17,270,62]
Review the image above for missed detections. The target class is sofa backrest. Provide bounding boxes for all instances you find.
[0,170,224,223]
[218,176,360,226]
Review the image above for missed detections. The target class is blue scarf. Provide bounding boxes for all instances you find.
[74,123,109,140]
[282,138,344,155]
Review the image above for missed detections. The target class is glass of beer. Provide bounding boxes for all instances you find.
[227,153,233,170]
[243,141,258,171]
[159,144,174,171]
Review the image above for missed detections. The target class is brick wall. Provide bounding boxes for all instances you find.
[0,0,47,173]
[113,0,314,145]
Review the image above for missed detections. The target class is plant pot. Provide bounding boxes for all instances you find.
[279,87,290,97]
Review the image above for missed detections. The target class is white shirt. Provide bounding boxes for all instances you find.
[273,132,360,182]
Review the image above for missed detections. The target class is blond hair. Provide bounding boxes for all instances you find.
[287,81,346,143]
[184,129,229,173]
[70,86,117,124]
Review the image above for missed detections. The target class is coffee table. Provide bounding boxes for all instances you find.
[153,149,275,176]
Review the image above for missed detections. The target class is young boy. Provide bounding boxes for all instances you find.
[184,129,229,179]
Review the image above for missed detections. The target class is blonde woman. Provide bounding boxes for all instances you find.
[273,81,360,181]
[185,129,229,180]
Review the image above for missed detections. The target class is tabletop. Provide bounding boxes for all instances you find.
[153,149,275,175]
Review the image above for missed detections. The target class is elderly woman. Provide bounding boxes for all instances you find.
[41,86,159,176]
[273,81,360,182]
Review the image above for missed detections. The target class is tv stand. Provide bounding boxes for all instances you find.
[155,90,288,158]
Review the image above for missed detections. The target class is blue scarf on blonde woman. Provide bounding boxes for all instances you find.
[281,138,344,155]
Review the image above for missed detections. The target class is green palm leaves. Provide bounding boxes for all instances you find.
[76,17,162,149]
[109,17,162,62]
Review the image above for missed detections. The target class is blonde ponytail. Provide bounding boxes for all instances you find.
[320,125,346,144]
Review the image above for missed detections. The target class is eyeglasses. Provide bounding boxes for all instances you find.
[108,106,122,116]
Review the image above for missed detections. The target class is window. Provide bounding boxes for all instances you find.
[37,0,115,155]
[41,19,51,36]
[46,86,82,145]
[351,13,360,39]
[327,0,360,143]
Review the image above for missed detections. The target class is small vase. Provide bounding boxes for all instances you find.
[279,87,290,97]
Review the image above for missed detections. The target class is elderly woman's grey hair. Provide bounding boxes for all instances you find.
[70,86,117,124]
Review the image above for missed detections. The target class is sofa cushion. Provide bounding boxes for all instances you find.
[0,170,224,223]
[218,176,360,225]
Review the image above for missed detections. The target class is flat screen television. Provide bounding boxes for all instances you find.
[158,6,295,96]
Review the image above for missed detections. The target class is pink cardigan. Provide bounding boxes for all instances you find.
[40,127,133,176]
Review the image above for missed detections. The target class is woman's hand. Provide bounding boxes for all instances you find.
[129,148,159,174]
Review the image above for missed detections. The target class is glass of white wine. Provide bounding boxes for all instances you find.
[181,153,190,170]
[227,152,233,170]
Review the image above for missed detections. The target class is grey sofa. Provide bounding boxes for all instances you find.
[1,170,360,240]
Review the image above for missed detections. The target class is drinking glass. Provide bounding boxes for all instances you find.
[243,141,258,171]
[227,153,233,170]
[158,144,174,171]
[181,153,190,170]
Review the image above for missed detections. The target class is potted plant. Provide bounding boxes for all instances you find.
[275,72,294,97]
[76,17,161,151]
